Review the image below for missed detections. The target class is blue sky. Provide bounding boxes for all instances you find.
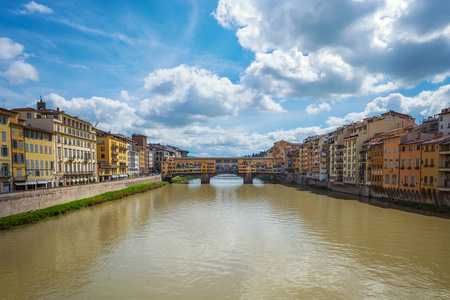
[1,0,450,156]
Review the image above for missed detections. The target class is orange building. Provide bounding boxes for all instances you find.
[381,134,401,189]
[421,137,440,204]
[369,140,383,186]
[398,133,434,192]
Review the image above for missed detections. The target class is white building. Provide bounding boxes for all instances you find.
[438,108,450,136]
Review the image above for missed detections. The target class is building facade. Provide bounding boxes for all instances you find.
[13,101,97,186]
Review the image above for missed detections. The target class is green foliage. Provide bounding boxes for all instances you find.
[0,181,169,230]
[171,176,197,183]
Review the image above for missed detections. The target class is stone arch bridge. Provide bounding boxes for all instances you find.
[162,157,286,184]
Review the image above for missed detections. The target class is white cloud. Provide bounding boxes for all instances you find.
[326,84,450,127]
[242,48,358,99]
[0,38,25,60]
[70,64,88,70]
[1,60,39,84]
[306,102,332,114]
[144,124,331,157]
[43,94,136,133]
[20,1,53,14]
[139,65,284,126]
[120,90,132,101]
[214,0,450,99]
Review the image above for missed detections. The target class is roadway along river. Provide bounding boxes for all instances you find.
[1,175,449,299]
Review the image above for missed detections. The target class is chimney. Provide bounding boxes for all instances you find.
[57,107,59,112]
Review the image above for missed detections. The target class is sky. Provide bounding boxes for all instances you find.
[1,0,450,156]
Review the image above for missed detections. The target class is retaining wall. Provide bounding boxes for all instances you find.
[0,175,162,218]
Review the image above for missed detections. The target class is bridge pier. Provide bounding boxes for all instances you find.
[243,173,253,184]
[200,173,210,184]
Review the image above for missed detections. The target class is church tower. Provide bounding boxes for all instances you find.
[37,96,46,110]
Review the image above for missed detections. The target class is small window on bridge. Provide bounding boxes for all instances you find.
[216,160,222,163]
[231,159,238,163]
[224,159,230,163]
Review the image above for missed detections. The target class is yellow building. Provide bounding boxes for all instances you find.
[139,146,145,175]
[96,129,128,181]
[0,108,15,192]
[13,99,97,186]
[10,115,26,190]
[24,126,54,189]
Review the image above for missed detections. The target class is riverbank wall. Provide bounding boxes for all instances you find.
[289,174,449,207]
[0,175,161,218]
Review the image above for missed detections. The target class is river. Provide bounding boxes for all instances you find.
[0,175,449,299]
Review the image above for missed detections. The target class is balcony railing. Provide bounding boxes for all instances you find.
[65,171,94,175]
[0,172,11,177]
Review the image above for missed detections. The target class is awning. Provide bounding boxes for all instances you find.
[15,182,27,186]
[76,179,80,182]
[37,180,48,184]
[26,179,37,185]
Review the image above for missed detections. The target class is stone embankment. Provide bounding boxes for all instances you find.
[0,175,161,218]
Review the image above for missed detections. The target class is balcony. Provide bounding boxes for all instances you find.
[0,172,11,177]
[111,144,118,149]
[438,185,450,192]
[65,171,94,175]
[112,151,119,155]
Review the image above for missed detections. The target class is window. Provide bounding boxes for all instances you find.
[431,158,434,166]
[18,130,22,137]
[424,176,428,184]
[385,174,389,184]
[11,139,18,149]
[416,158,420,168]
[1,146,8,157]
[35,144,38,153]
[401,159,405,168]
[408,159,412,168]
[12,129,16,136]
[404,176,408,185]
[411,176,415,186]
[392,174,397,185]
[409,145,412,151]
[49,146,52,154]
[19,141,23,150]
[1,132,5,141]
[430,176,434,184]
[45,146,48,154]
[40,145,43,154]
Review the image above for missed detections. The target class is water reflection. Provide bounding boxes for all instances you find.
[0,179,449,299]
